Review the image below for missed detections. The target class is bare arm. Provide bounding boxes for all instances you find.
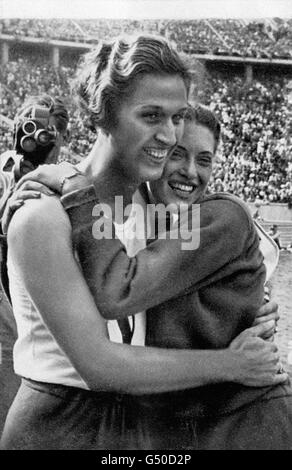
[7,196,286,393]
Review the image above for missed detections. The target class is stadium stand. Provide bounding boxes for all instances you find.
[1,18,292,58]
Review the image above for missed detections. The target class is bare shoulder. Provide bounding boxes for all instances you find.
[7,195,71,247]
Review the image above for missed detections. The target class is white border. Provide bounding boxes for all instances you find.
[0,0,292,19]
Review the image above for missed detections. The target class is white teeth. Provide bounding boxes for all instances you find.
[170,182,194,193]
[145,149,168,159]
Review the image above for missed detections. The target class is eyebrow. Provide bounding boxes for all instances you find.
[172,144,187,155]
[175,144,187,151]
[139,105,189,113]
[197,151,214,157]
[139,105,162,110]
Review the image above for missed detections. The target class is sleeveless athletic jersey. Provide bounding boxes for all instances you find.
[8,190,146,387]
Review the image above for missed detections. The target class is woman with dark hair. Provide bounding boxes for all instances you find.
[142,105,292,449]
[0,37,287,450]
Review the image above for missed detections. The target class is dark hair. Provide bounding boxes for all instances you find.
[185,104,221,153]
[73,35,191,131]
[16,94,69,135]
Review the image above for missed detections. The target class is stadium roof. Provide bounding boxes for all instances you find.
[0,0,292,20]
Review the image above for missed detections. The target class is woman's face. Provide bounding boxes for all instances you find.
[149,121,215,207]
[110,73,188,184]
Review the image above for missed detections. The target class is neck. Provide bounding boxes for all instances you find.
[77,133,138,210]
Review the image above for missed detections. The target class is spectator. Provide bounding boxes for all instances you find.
[268,224,282,249]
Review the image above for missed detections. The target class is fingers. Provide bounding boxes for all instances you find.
[15,180,55,195]
[7,200,25,211]
[15,164,54,190]
[5,199,24,217]
[252,312,279,326]
[1,183,55,234]
[15,168,42,190]
[245,319,276,338]
[2,200,24,234]
[15,162,77,193]
[2,195,39,234]
[230,334,288,387]
[14,191,42,201]
[14,179,54,196]
[257,300,279,318]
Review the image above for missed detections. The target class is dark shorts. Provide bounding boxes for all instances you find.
[138,384,292,450]
[2,377,292,450]
[196,393,292,450]
[0,378,153,450]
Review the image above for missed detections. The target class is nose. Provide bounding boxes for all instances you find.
[180,158,198,181]
[155,120,177,147]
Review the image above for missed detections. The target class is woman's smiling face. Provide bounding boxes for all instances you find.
[109,73,188,184]
[149,120,216,207]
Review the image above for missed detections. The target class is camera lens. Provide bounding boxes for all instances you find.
[20,135,37,152]
[35,129,51,146]
[22,120,37,135]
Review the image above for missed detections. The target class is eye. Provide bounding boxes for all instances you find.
[197,155,213,167]
[172,113,184,126]
[142,112,160,123]
[170,147,185,160]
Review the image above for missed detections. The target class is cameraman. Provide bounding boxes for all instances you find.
[0,94,69,226]
[0,94,69,436]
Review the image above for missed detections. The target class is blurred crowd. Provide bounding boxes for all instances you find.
[1,17,292,59]
[164,18,292,59]
[200,74,292,205]
[0,33,292,204]
[0,18,161,44]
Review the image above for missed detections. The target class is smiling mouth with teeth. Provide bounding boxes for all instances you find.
[144,148,169,160]
[168,182,196,195]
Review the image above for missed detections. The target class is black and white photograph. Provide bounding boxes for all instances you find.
[0,0,292,451]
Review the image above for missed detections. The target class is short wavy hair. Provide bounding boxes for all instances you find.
[73,35,191,131]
